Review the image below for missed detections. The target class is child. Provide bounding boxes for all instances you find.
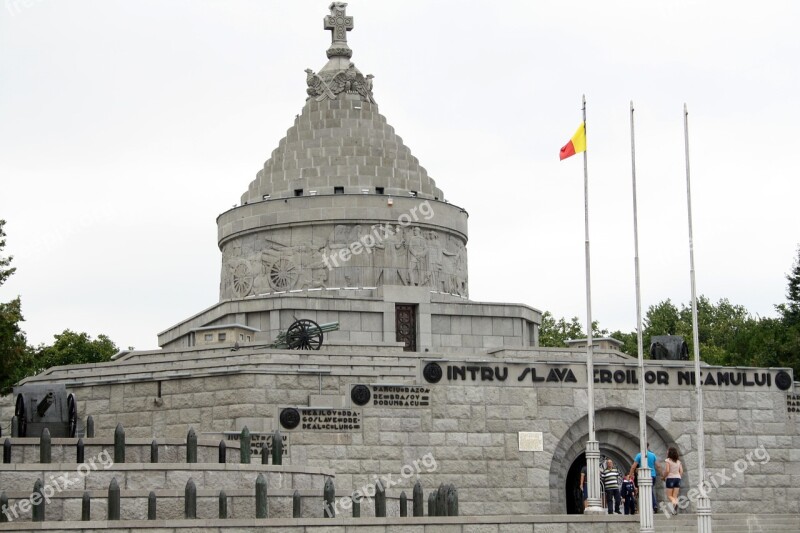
[621,474,637,515]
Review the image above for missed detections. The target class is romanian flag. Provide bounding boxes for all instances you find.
[559,123,586,160]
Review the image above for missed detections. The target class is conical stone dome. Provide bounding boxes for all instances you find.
[216,3,468,301]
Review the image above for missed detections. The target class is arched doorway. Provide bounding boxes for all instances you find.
[549,408,685,514]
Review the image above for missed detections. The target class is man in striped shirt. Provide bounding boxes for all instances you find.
[601,458,622,514]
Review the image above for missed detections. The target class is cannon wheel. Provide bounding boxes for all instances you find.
[67,394,78,438]
[285,319,323,350]
[15,394,26,438]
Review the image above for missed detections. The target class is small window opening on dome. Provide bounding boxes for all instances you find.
[375,187,384,195]
[262,194,270,200]
[334,186,344,194]
[294,189,304,197]
[409,191,418,197]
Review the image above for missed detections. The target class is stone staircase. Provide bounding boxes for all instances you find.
[653,513,800,532]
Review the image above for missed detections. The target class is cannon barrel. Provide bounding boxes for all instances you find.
[36,393,55,417]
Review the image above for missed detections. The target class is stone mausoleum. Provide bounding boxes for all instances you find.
[2,4,799,531]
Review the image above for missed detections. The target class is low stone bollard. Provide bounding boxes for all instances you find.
[151,439,159,463]
[447,485,458,516]
[272,429,283,465]
[11,416,18,438]
[352,493,360,518]
[255,473,268,518]
[261,441,269,465]
[76,438,85,464]
[108,477,120,520]
[186,428,197,464]
[86,415,94,438]
[3,439,10,464]
[82,491,91,521]
[219,490,228,519]
[114,424,125,464]
[40,428,51,464]
[375,483,386,517]
[413,480,423,517]
[185,478,197,519]
[240,426,251,464]
[427,491,436,517]
[218,440,226,464]
[148,491,157,520]
[32,479,44,521]
[400,490,407,517]
[436,483,447,516]
[323,477,335,518]
[293,490,301,518]
[0,492,8,522]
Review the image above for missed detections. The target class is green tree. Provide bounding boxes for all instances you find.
[777,246,800,325]
[538,311,607,347]
[0,219,30,394]
[31,330,118,372]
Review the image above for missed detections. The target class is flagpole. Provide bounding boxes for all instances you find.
[582,94,604,516]
[684,103,712,533]
[630,101,654,532]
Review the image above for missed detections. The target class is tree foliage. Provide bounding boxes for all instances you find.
[538,311,608,348]
[542,246,800,378]
[0,220,29,394]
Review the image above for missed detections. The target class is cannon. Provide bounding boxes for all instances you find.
[13,384,78,438]
[649,335,689,361]
[268,319,339,350]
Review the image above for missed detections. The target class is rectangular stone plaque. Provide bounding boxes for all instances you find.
[223,431,290,458]
[358,385,430,407]
[518,431,543,452]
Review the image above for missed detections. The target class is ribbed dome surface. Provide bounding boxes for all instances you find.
[241,95,444,203]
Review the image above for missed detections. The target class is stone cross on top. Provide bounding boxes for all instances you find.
[324,2,354,59]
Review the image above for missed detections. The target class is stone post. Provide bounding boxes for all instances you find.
[638,468,654,532]
[32,479,44,522]
[186,428,197,464]
[3,439,10,464]
[76,438,85,464]
[400,491,407,517]
[446,485,458,516]
[293,490,301,518]
[412,480,423,517]
[86,415,94,438]
[271,430,283,466]
[697,495,712,533]
[185,478,197,519]
[351,492,360,518]
[108,477,120,520]
[81,491,91,521]
[0,492,7,522]
[150,439,158,463]
[219,490,227,519]
[436,483,447,516]
[218,440,226,463]
[261,441,269,464]
[323,477,335,518]
[375,483,386,517]
[427,491,436,517]
[148,491,156,520]
[11,416,18,438]
[255,473,268,518]
[240,426,251,464]
[40,428,51,464]
[114,423,125,464]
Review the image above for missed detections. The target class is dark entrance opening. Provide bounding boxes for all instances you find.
[565,452,586,514]
[395,304,417,351]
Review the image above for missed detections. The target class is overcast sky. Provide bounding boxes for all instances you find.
[1,1,798,351]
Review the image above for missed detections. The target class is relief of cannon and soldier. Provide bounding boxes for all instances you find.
[220,224,468,299]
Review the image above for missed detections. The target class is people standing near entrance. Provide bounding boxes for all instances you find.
[579,464,588,511]
[628,442,661,512]
[601,458,622,514]
[621,474,637,515]
[663,446,683,514]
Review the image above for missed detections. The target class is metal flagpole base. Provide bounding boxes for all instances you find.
[583,440,605,515]
[696,496,712,533]
[637,468,654,533]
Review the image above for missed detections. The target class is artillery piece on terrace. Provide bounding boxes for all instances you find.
[13,383,78,438]
[267,319,340,350]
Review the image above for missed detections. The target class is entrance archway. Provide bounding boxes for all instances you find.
[550,408,684,514]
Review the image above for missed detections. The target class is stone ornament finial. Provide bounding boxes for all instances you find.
[324,2,354,59]
[304,64,376,104]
